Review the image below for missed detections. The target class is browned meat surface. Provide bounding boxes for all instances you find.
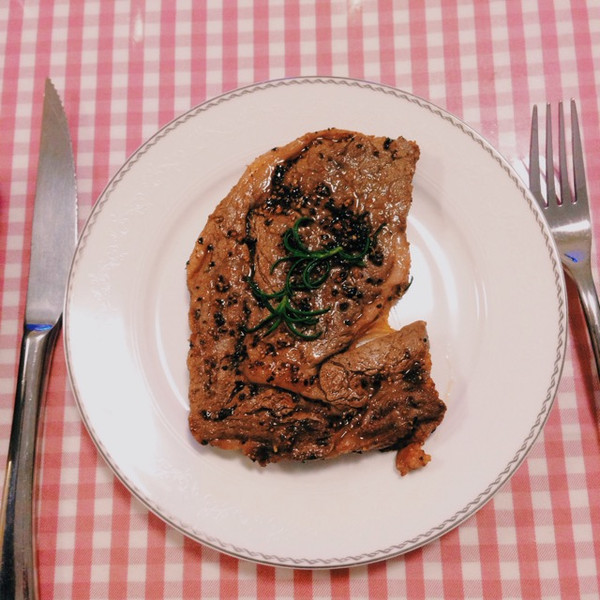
[188,321,444,466]
[187,129,445,472]
[241,130,417,399]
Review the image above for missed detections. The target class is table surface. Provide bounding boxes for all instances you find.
[1,1,599,598]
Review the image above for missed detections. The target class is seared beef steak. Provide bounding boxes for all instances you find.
[242,130,417,398]
[319,321,445,474]
[189,322,444,466]
[187,129,445,473]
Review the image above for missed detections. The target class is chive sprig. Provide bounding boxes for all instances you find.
[246,216,380,340]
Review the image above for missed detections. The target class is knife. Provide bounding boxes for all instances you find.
[0,79,77,600]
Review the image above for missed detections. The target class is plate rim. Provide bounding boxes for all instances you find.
[64,75,568,568]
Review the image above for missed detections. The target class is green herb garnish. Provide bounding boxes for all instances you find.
[246,216,381,340]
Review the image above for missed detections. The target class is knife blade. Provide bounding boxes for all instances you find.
[0,79,77,600]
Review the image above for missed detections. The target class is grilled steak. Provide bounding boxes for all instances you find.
[319,321,445,474]
[189,321,443,466]
[187,129,445,472]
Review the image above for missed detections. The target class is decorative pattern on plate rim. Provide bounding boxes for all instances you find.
[65,76,567,568]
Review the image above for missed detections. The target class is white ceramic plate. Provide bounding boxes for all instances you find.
[65,77,566,568]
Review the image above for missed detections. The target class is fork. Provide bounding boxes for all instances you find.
[530,100,600,403]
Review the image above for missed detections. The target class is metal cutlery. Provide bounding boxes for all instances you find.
[529,100,600,425]
[0,79,78,600]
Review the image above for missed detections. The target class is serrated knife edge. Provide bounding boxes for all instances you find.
[26,77,78,328]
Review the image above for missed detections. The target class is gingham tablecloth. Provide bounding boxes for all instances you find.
[1,1,599,598]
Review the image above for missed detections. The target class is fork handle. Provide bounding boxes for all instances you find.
[0,324,60,600]
[573,272,600,406]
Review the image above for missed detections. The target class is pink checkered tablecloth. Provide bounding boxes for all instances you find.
[1,1,600,598]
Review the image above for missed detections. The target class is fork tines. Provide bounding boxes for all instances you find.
[529,99,589,211]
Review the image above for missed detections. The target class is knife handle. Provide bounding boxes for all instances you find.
[0,323,61,600]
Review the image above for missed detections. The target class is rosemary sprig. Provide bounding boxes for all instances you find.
[246,216,381,340]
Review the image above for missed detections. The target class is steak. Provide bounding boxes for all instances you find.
[319,321,445,474]
[187,129,446,472]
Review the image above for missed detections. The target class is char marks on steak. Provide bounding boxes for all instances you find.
[187,129,446,472]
